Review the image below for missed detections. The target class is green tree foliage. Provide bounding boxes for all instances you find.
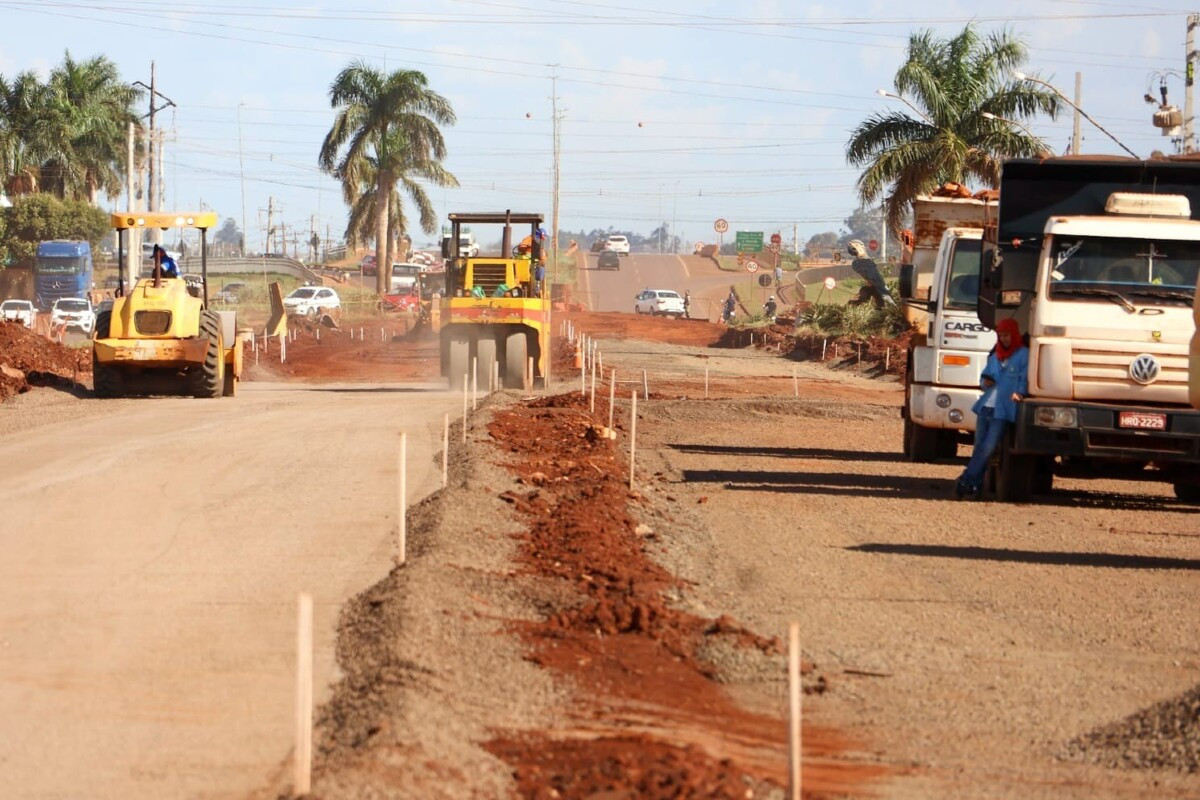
[1,52,140,203]
[319,61,457,295]
[1,192,108,264]
[846,25,1058,232]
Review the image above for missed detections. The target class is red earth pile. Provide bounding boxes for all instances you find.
[243,321,440,382]
[0,321,90,401]
[484,392,882,798]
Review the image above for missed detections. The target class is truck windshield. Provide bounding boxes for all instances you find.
[1047,236,1200,307]
[35,256,86,275]
[943,239,982,310]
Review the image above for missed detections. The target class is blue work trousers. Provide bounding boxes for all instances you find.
[958,406,1009,490]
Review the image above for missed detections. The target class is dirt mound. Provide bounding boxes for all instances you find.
[243,321,439,383]
[0,321,90,401]
[483,391,882,797]
[564,310,724,348]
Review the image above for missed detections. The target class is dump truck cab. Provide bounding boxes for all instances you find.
[439,211,549,390]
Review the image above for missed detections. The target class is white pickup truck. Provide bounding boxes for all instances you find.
[1,299,36,329]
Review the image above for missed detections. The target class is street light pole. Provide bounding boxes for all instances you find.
[1012,72,1138,158]
[671,181,679,254]
[876,88,932,123]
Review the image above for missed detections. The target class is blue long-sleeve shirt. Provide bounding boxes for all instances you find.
[970,347,1029,423]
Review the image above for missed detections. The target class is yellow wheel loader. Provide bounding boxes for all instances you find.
[92,212,243,398]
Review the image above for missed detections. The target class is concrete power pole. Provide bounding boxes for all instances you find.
[1072,72,1083,155]
[266,197,275,255]
[125,121,138,290]
[1187,14,1198,153]
[132,63,175,244]
[551,73,562,267]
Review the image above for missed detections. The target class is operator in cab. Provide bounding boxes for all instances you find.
[153,244,180,279]
[516,227,549,297]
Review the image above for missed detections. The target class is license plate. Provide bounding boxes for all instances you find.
[1118,411,1167,430]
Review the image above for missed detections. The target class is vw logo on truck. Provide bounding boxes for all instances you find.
[1129,353,1161,385]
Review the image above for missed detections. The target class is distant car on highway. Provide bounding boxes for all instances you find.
[1,299,35,328]
[213,282,247,304]
[50,297,95,334]
[283,285,341,318]
[597,250,620,270]
[605,234,631,256]
[634,289,685,317]
[361,254,377,276]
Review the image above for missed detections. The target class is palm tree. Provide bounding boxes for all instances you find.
[0,70,51,197]
[340,131,458,269]
[41,53,141,203]
[319,61,456,295]
[846,25,1059,232]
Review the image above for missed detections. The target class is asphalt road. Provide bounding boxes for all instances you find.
[0,382,458,799]
[577,251,760,321]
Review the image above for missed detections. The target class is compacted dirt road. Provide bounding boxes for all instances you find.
[0,378,457,799]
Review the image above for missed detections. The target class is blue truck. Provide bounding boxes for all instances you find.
[34,240,93,310]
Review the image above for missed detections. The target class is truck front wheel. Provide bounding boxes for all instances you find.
[1173,481,1200,504]
[904,418,956,462]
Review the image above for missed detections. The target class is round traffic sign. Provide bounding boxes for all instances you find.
[768,242,781,254]
[745,260,759,273]
[714,218,729,234]
[694,240,704,252]
[770,232,782,245]
[757,274,773,287]
[823,276,837,290]
[868,238,879,252]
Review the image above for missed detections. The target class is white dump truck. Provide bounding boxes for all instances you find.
[898,188,998,460]
[979,156,1200,502]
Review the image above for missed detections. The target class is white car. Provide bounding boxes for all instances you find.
[1,299,35,329]
[50,297,95,334]
[605,235,631,256]
[283,285,341,318]
[634,289,686,317]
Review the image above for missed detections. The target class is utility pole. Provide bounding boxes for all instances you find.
[238,103,247,256]
[1187,14,1198,153]
[550,71,563,270]
[1072,72,1083,155]
[793,223,798,256]
[125,121,138,290]
[266,197,275,255]
[132,63,175,244]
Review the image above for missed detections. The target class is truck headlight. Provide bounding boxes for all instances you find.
[948,409,964,423]
[936,393,952,408]
[1034,406,1078,428]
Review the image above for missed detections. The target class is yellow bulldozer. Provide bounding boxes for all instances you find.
[92,212,243,398]
[438,211,550,390]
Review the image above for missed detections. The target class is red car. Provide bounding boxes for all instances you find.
[361,255,377,276]
[380,291,419,312]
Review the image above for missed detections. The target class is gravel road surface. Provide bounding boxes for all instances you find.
[0,381,457,799]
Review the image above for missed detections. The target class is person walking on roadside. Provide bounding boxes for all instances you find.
[683,290,691,319]
[722,292,736,324]
[954,318,1028,500]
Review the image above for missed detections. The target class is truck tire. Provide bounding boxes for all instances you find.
[91,310,123,398]
[994,436,1034,502]
[1033,458,1054,495]
[188,310,225,398]
[448,335,470,391]
[476,335,496,391]
[904,417,953,462]
[505,330,528,389]
[1173,482,1200,503]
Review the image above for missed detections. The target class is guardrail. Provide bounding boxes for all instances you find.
[177,255,323,284]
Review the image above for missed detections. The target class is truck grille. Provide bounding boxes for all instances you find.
[1087,431,1192,455]
[1072,346,1188,387]
[469,262,508,295]
[134,310,172,335]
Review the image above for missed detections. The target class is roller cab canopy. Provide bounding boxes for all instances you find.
[110,212,219,230]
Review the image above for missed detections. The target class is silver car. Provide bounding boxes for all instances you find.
[634,289,686,317]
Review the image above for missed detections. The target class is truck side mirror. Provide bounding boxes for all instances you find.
[898,264,915,300]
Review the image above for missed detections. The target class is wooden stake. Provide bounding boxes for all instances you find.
[788,620,802,800]
[280,333,286,363]
[821,338,827,361]
[704,363,709,399]
[526,356,533,392]
[641,369,649,400]
[793,366,798,397]
[885,347,891,371]
[629,391,637,490]
[462,375,468,443]
[397,432,407,564]
[608,369,616,429]
[590,361,596,413]
[442,413,449,488]
[580,358,586,397]
[471,357,478,411]
[294,593,314,797]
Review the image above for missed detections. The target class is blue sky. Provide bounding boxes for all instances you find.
[0,1,1191,252]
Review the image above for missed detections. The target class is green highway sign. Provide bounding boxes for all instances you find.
[735,231,763,252]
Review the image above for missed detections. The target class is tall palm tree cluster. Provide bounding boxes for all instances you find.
[0,52,141,205]
[319,61,458,296]
[847,25,1060,233]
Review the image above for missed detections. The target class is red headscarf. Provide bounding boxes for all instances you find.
[994,317,1024,361]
